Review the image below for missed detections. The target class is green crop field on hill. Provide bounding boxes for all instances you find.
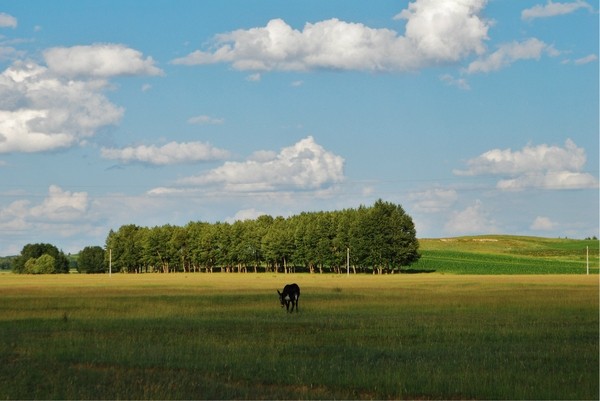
[0,272,597,400]
[411,235,599,274]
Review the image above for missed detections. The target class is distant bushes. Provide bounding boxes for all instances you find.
[12,243,69,274]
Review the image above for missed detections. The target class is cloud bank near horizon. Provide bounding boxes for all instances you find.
[454,139,598,190]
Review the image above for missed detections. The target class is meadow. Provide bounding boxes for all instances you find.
[0,273,598,399]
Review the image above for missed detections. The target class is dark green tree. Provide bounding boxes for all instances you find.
[78,246,106,273]
[105,225,144,273]
[13,243,69,274]
[262,216,294,272]
[352,200,420,273]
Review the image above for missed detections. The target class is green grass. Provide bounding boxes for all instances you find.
[411,235,599,274]
[0,274,598,399]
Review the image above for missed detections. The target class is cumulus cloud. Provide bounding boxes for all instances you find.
[409,188,458,213]
[43,44,163,77]
[530,216,557,231]
[29,185,88,222]
[172,0,489,72]
[227,208,268,223]
[521,0,593,20]
[100,141,230,165]
[0,185,101,253]
[0,199,29,232]
[444,200,497,235]
[155,136,344,193]
[0,185,88,230]
[0,43,163,154]
[0,12,17,28]
[394,0,488,61]
[467,38,558,73]
[454,139,599,190]
[0,61,124,153]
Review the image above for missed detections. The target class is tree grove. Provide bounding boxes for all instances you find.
[12,243,69,274]
[105,200,420,274]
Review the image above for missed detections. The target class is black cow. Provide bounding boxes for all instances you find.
[277,283,300,313]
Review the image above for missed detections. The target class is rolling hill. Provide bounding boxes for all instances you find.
[412,235,599,274]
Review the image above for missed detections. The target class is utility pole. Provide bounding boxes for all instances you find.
[347,247,350,276]
[109,248,112,277]
[586,246,589,275]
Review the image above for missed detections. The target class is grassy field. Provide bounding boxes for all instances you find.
[412,235,599,274]
[0,273,597,399]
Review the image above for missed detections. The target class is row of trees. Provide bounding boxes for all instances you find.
[105,200,420,274]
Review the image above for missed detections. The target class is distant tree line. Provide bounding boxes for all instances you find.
[10,200,420,274]
[0,256,16,270]
[105,199,420,274]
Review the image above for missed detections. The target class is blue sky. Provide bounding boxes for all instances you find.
[0,0,597,255]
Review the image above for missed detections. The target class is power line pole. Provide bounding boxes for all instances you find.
[586,246,589,275]
[347,247,350,276]
[109,248,112,277]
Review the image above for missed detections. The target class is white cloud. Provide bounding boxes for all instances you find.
[409,188,458,213]
[467,38,558,73]
[574,54,598,65]
[0,46,25,62]
[43,44,163,78]
[530,216,557,231]
[497,171,598,191]
[444,200,497,235]
[0,43,164,154]
[0,199,29,232]
[454,139,599,190]
[166,136,344,192]
[187,115,225,125]
[100,141,231,165]
[0,185,118,253]
[248,150,277,162]
[29,185,88,222]
[456,139,585,175]
[0,12,17,28]
[522,1,593,20]
[439,73,470,90]
[0,61,124,153]
[227,208,267,223]
[172,0,489,72]
[395,0,488,61]
[246,73,261,82]
[0,185,88,230]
